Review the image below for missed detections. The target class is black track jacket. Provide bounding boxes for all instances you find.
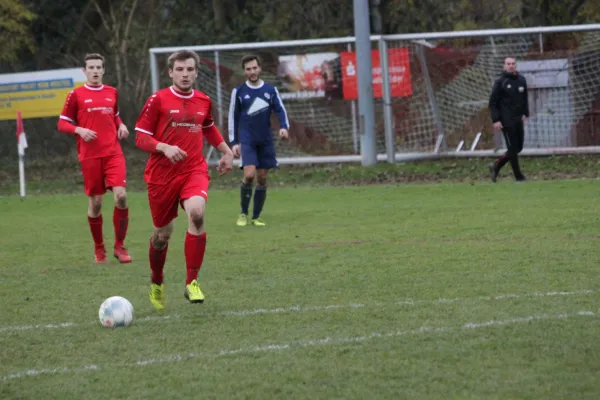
[489,71,529,126]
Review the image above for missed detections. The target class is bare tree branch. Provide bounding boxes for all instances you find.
[568,0,588,19]
[91,0,111,31]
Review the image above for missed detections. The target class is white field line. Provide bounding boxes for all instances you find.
[0,289,596,334]
[2,310,597,382]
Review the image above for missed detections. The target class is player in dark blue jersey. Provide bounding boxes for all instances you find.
[229,55,289,227]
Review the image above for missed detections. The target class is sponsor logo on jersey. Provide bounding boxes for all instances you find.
[171,122,202,133]
[170,109,180,113]
[247,97,270,116]
[87,107,113,114]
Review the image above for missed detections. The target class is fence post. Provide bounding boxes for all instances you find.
[415,44,446,153]
[348,42,359,154]
[150,50,159,93]
[353,0,377,166]
[379,38,395,163]
[215,50,223,128]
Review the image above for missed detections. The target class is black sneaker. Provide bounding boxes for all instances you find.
[488,163,498,183]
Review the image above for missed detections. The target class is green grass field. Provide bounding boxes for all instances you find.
[1,176,600,399]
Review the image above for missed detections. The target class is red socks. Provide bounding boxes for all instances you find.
[88,215,104,249]
[88,208,128,250]
[147,232,206,285]
[113,207,129,249]
[149,239,168,285]
[185,232,207,285]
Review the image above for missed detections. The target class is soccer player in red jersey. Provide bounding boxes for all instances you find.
[57,53,132,264]
[134,50,233,309]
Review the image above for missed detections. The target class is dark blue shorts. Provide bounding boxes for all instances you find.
[240,142,278,170]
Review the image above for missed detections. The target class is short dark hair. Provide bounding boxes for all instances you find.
[167,50,200,70]
[241,54,261,69]
[84,53,105,68]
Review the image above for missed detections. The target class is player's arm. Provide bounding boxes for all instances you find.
[488,80,502,129]
[115,114,124,127]
[203,99,233,175]
[134,94,187,163]
[136,133,187,163]
[272,87,290,139]
[488,80,502,122]
[57,90,97,141]
[228,88,241,146]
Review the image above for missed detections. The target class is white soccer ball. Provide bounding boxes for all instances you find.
[98,296,134,328]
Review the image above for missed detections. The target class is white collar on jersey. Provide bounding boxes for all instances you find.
[169,86,194,98]
[245,80,265,89]
[84,84,104,91]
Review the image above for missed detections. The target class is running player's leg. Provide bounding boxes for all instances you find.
[81,158,107,262]
[104,154,131,262]
[503,124,525,181]
[146,178,181,310]
[181,173,210,303]
[511,122,526,181]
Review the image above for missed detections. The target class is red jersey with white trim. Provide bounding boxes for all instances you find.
[135,86,215,184]
[59,84,122,161]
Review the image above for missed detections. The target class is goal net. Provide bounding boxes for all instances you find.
[150,27,600,162]
[386,30,600,152]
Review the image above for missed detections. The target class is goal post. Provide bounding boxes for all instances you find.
[149,24,600,165]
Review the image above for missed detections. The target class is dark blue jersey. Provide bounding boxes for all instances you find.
[228,80,289,146]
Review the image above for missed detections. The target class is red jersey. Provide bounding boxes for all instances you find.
[59,84,123,161]
[135,87,216,184]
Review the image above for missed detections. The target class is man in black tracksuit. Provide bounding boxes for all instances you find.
[488,57,529,182]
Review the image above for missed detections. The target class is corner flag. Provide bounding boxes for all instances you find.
[16,111,28,156]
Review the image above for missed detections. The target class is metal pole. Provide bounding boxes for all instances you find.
[379,38,395,163]
[416,44,446,153]
[215,50,223,128]
[150,51,160,93]
[353,0,377,166]
[18,150,26,198]
[348,43,359,154]
[205,50,223,162]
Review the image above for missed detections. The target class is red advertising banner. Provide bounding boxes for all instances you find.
[340,48,412,100]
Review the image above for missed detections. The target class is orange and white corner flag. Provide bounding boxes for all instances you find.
[16,110,28,156]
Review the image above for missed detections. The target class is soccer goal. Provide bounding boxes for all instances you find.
[149,24,600,165]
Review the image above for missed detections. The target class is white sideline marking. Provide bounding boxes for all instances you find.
[0,322,75,332]
[0,289,596,333]
[1,310,596,381]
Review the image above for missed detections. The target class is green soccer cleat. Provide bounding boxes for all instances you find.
[236,213,248,227]
[184,279,205,303]
[149,283,165,310]
[251,218,266,227]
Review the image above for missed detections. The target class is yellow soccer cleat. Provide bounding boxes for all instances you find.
[184,279,205,303]
[251,218,266,227]
[236,213,248,227]
[149,283,165,310]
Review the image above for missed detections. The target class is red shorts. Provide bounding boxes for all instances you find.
[80,154,127,196]
[147,172,210,228]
